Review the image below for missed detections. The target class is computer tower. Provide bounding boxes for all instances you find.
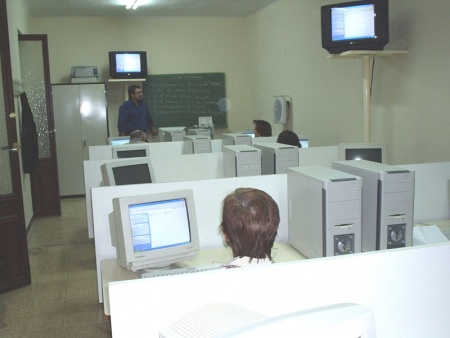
[222,133,253,146]
[164,130,185,142]
[223,145,261,177]
[287,166,362,259]
[183,135,212,154]
[332,160,415,252]
[253,142,299,175]
[187,128,210,137]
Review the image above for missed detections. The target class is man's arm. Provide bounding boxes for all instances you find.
[117,103,128,135]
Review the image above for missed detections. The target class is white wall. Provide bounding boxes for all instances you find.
[29,1,450,166]
[249,0,450,165]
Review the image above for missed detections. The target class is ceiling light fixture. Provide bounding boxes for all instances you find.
[126,0,139,10]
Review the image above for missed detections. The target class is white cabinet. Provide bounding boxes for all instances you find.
[52,83,107,196]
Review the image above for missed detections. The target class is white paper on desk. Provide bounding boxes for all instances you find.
[413,225,449,245]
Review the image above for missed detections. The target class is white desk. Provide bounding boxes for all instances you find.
[101,242,305,316]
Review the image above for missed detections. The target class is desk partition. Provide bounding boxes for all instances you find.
[109,242,450,337]
[92,174,288,302]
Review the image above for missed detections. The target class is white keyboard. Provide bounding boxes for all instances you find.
[139,264,222,279]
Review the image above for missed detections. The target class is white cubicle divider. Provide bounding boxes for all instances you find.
[92,174,288,303]
[109,242,450,338]
[83,152,224,238]
[298,145,338,167]
[401,162,450,223]
[88,139,224,161]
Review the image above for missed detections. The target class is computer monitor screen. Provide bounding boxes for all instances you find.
[101,158,155,186]
[111,144,149,159]
[108,136,130,145]
[338,143,386,163]
[110,189,200,272]
[299,138,309,148]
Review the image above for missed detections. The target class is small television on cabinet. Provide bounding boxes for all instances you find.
[111,144,149,159]
[321,0,389,54]
[101,158,156,186]
[110,189,200,272]
[108,51,147,79]
[338,143,386,163]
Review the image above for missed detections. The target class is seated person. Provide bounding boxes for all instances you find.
[277,130,301,148]
[253,119,272,137]
[220,188,280,267]
[128,130,147,143]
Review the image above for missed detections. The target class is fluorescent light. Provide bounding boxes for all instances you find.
[126,0,138,10]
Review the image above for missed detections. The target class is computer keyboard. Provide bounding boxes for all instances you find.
[139,264,223,279]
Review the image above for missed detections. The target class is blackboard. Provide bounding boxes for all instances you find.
[144,73,227,128]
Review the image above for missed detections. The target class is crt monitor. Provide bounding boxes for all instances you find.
[108,51,147,79]
[101,158,156,186]
[321,0,389,54]
[110,189,200,272]
[111,144,149,159]
[338,143,386,163]
[108,136,130,145]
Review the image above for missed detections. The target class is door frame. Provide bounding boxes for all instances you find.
[0,0,31,293]
[18,34,61,217]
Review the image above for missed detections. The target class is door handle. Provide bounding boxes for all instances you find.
[1,143,20,152]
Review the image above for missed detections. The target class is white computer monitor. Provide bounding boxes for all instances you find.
[338,143,387,163]
[101,158,156,186]
[110,189,200,272]
[107,136,130,145]
[111,144,150,159]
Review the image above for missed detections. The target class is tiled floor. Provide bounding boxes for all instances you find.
[0,198,112,337]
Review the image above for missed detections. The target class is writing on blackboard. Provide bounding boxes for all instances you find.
[145,73,227,127]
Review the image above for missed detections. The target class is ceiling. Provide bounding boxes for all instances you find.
[22,0,278,18]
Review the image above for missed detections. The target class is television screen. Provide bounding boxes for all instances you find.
[321,0,389,54]
[109,51,147,79]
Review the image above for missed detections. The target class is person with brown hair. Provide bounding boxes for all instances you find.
[220,188,280,267]
[277,130,301,148]
[253,119,272,137]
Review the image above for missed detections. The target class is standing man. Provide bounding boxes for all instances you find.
[118,85,157,137]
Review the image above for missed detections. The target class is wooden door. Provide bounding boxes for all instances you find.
[0,0,31,294]
[18,35,61,216]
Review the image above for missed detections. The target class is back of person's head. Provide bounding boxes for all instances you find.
[253,119,272,137]
[128,85,141,98]
[277,130,301,148]
[129,129,147,143]
[220,188,279,260]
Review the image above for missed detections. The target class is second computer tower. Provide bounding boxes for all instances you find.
[252,142,299,174]
[332,160,415,252]
[287,166,362,259]
[223,145,261,177]
[183,135,212,154]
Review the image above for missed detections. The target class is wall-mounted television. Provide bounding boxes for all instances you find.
[108,51,147,79]
[321,0,389,54]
